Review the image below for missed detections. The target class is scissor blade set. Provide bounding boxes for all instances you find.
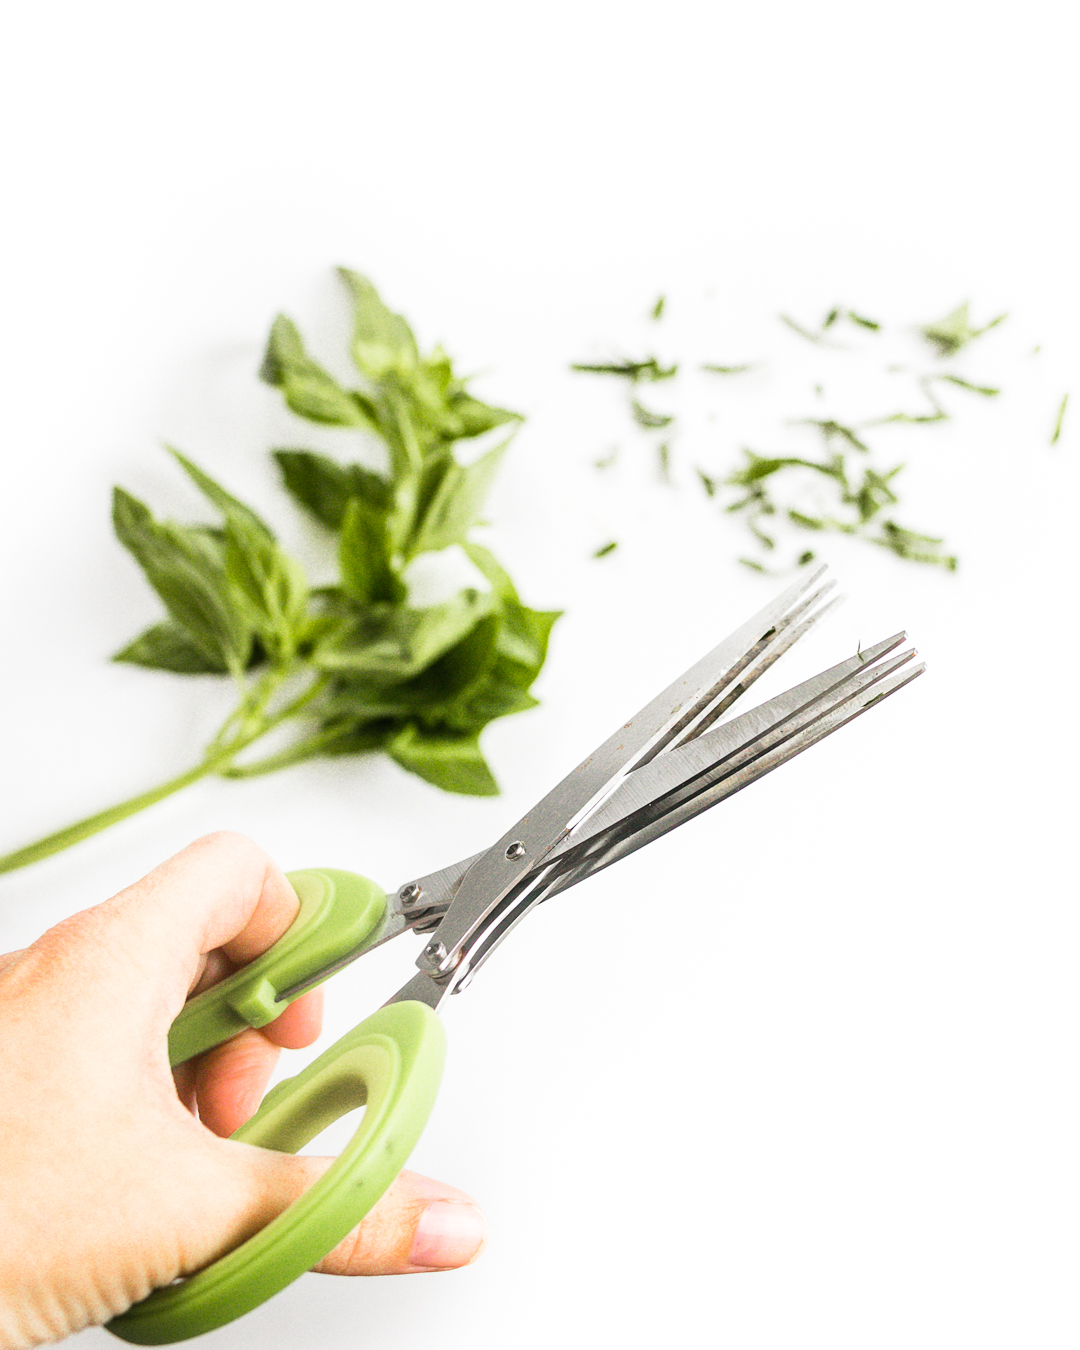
[537,633,924,897]
[279,569,923,1011]
[393,567,836,933]
[387,568,927,1011]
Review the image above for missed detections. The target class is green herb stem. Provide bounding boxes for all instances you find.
[0,666,329,875]
[0,757,224,876]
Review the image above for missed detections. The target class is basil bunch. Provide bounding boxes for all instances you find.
[0,271,557,875]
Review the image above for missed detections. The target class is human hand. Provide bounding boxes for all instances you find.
[0,833,488,1349]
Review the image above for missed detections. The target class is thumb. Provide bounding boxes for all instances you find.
[252,1157,489,1276]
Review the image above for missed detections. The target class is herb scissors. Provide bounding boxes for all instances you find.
[109,568,923,1344]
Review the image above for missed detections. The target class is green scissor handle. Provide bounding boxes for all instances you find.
[108,871,447,1344]
[168,869,388,1067]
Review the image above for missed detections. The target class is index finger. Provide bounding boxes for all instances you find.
[30,832,304,1037]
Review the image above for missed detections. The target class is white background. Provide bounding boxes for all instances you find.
[1,2,1078,1347]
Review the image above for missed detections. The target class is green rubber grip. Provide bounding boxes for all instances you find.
[109,1000,446,1344]
[168,869,387,1067]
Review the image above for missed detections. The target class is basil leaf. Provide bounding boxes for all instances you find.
[223,516,310,661]
[260,315,376,428]
[312,591,494,681]
[162,451,310,661]
[169,449,272,539]
[323,609,510,734]
[339,498,404,605]
[112,621,230,674]
[387,723,499,796]
[439,391,521,440]
[444,675,539,730]
[407,440,508,558]
[496,604,560,688]
[321,681,426,722]
[273,450,392,529]
[338,268,420,380]
[112,487,253,671]
[312,718,401,756]
[410,611,501,707]
[374,385,425,487]
[461,541,519,602]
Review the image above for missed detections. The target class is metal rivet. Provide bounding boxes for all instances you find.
[423,940,447,965]
[505,841,526,859]
[400,882,423,903]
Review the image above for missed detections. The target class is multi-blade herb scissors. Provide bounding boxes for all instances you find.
[109,568,924,1344]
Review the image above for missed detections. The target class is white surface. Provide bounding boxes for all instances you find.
[1,2,1077,1347]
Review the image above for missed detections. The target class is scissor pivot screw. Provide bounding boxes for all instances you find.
[399,882,423,903]
[422,940,448,967]
[505,841,526,859]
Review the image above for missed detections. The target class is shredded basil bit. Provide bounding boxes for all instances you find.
[1050,394,1069,446]
[570,293,1028,572]
[920,302,1007,357]
[571,357,677,383]
[631,399,675,430]
[593,540,619,558]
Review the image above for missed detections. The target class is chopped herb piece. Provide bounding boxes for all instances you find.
[650,295,666,320]
[871,521,957,570]
[571,357,677,382]
[594,447,619,469]
[658,442,672,482]
[788,509,826,531]
[797,550,816,566]
[631,399,675,430]
[593,540,618,558]
[1050,394,1069,446]
[934,374,1000,397]
[576,293,1009,579]
[780,313,828,344]
[920,302,1007,357]
[797,419,872,454]
[870,408,950,426]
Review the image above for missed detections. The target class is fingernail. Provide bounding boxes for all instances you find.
[409,1201,488,1269]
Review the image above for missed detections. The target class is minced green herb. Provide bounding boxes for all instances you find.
[572,296,1019,573]
[0,270,559,876]
[631,399,675,430]
[593,540,619,558]
[570,357,677,382]
[1051,394,1069,446]
[920,302,1007,357]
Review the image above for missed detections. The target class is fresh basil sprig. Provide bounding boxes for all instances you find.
[0,270,558,875]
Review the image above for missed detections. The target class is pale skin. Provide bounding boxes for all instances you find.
[0,833,488,1349]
